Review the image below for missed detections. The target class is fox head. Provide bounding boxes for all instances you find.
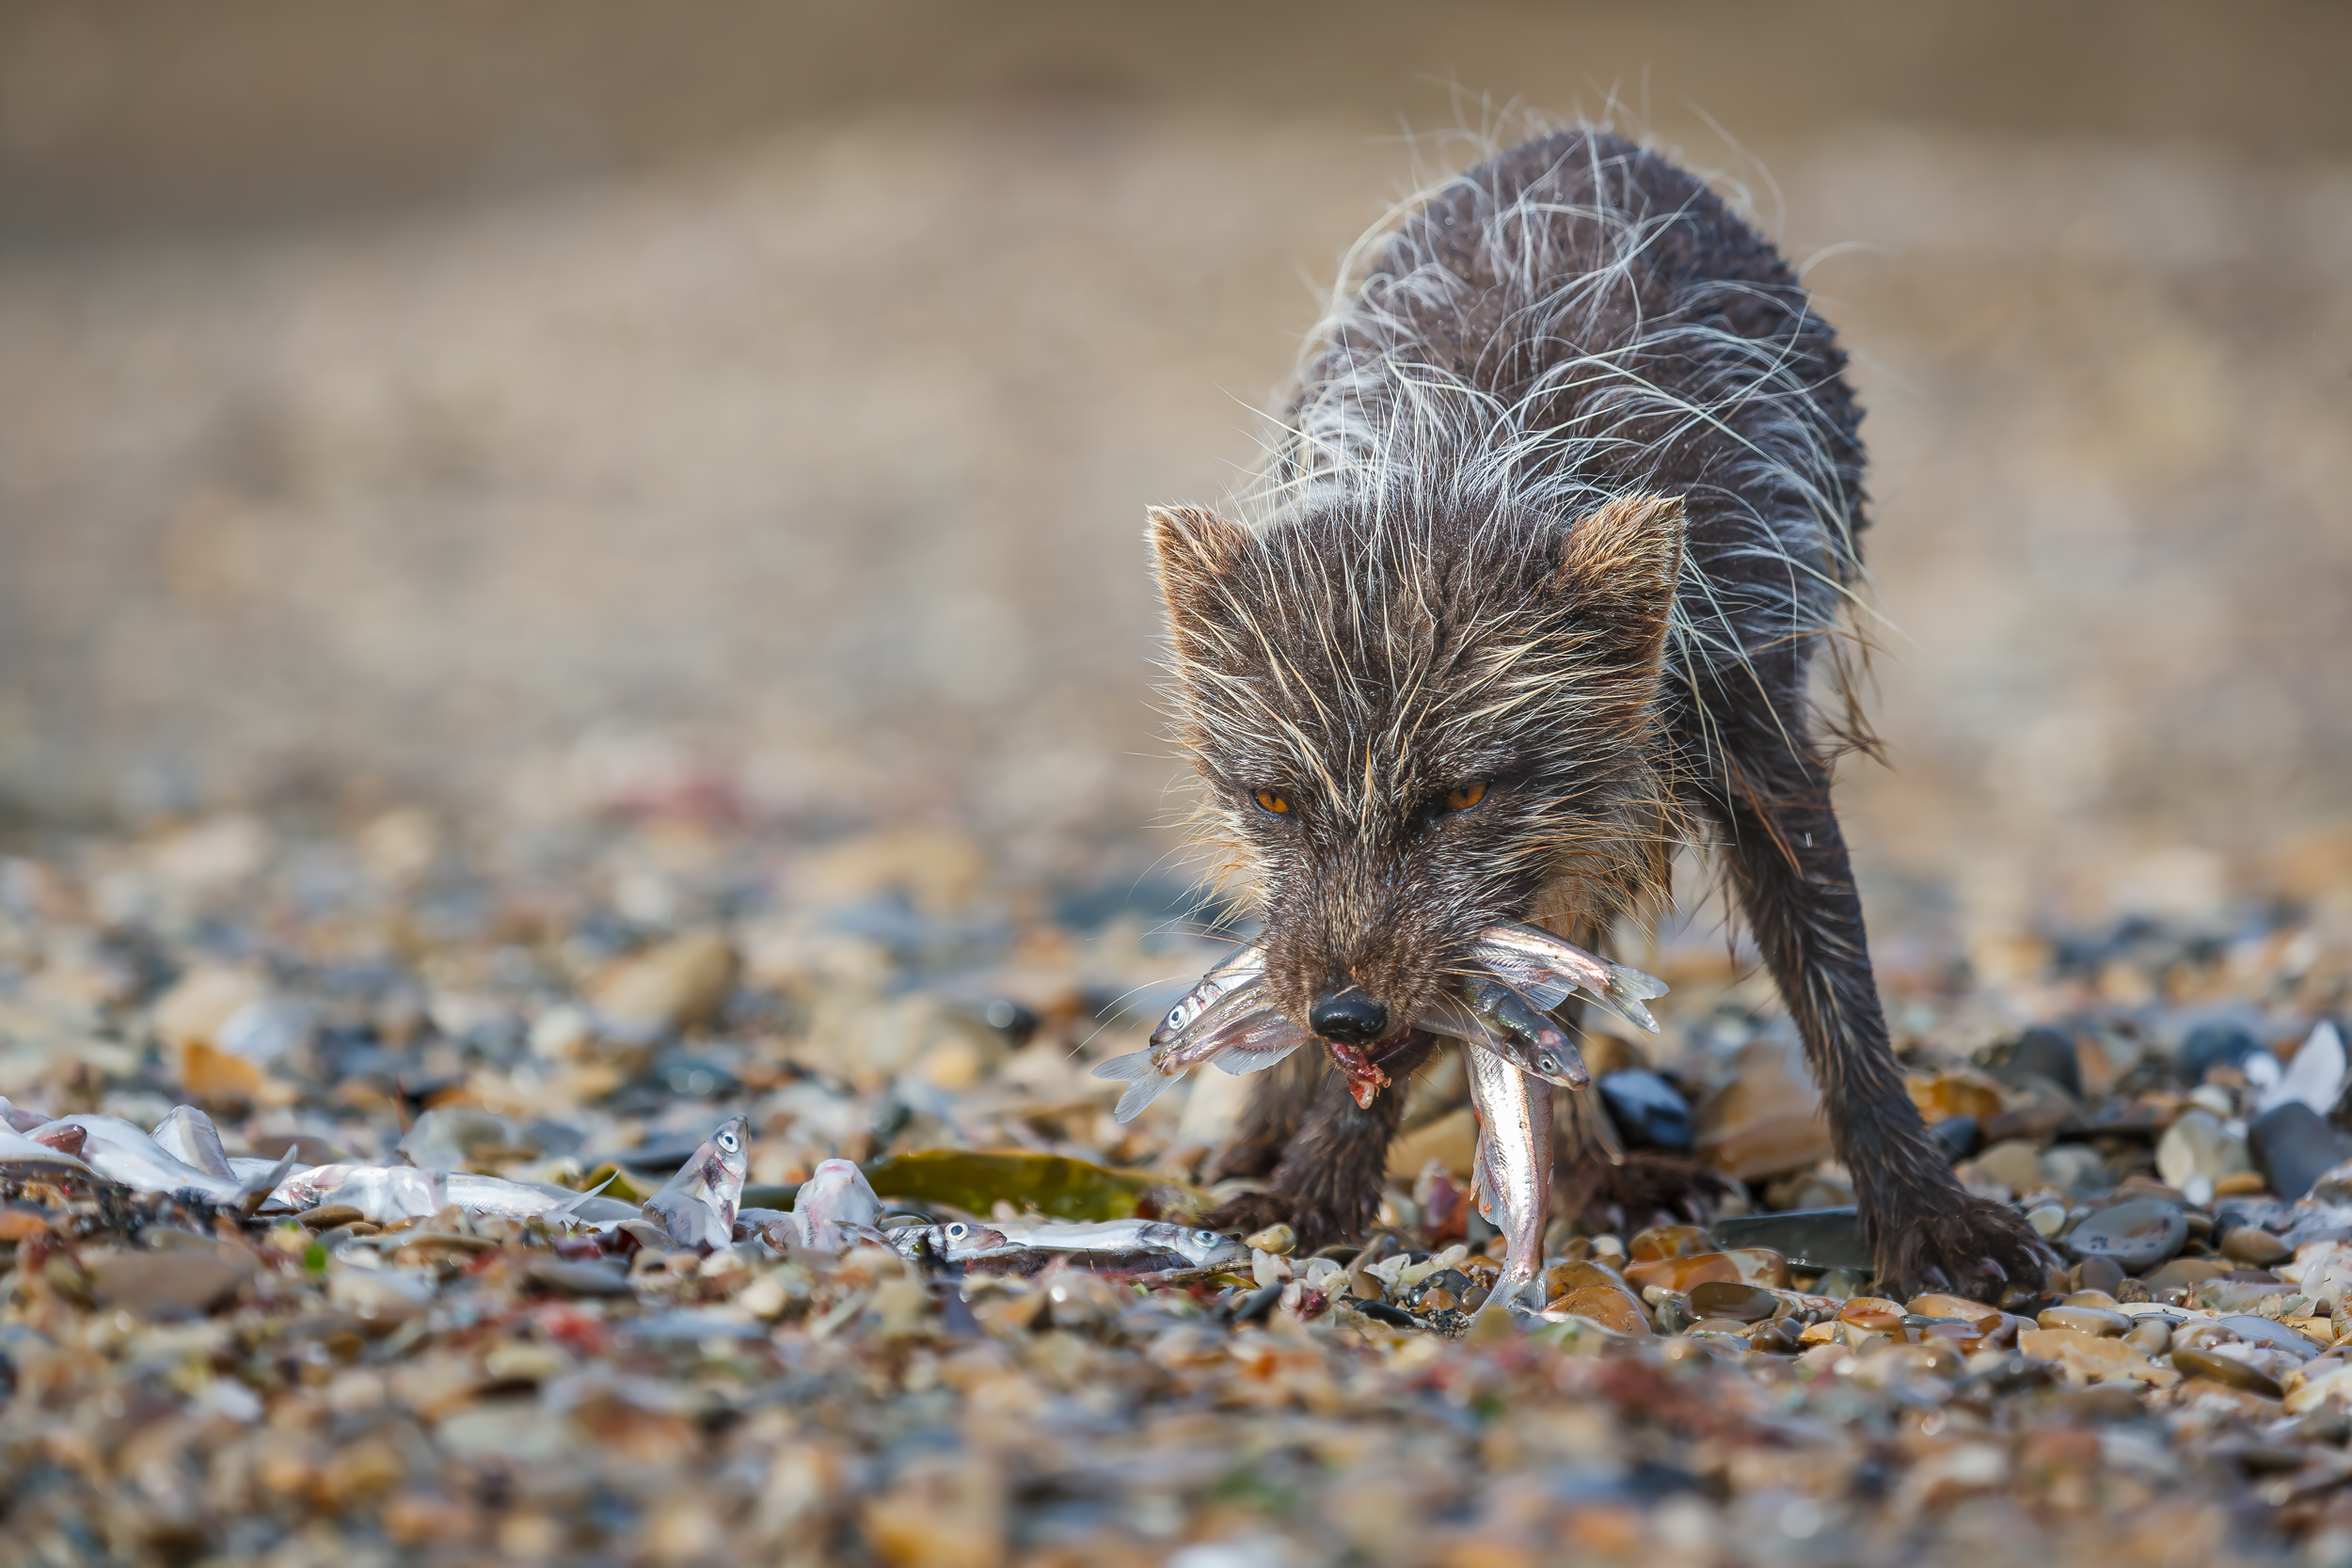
[1150,490,1684,1067]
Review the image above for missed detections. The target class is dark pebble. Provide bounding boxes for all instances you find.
[2170,1346,2282,1398]
[2182,1025,2264,1085]
[297,1204,365,1229]
[1688,1280,1778,1322]
[2000,1027,2084,1100]
[1598,1069,1695,1153]
[523,1259,636,1298]
[1708,1207,1870,1272]
[1747,1318,1802,1353]
[2065,1199,2187,1273]
[1229,1282,1283,1325]
[1354,1299,1419,1329]
[1931,1116,1980,1162]
[2248,1101,2350,1203]
[2072,1256,2126,1295]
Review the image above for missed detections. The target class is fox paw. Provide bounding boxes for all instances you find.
[1557,1152,1739,1237]
[1870,1194,2063,1305]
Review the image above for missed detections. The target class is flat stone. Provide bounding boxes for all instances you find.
[2220,1226,2292,1267]
[2249,1101,2350,1203]
[1548,1284,1648,1336]
[1707,1208,1869,1272]
[523,1259,636,1298]
[1691,1036,1832,1180]
[1839,1296,1905,1332]
[2039,1305,2131,1336]
[2210,1315,2321,1359]
[2074,1256,2127,1296]
[2141,1257,2228,1290]
[1597,1069,1694,1153]
[2157,1109,2252,1189]
[1999,1027,2085,1100]
[1975,1138,2048,1195]
[1627,1224,1709,1261]
[2170,1346,2282,1398]
[2065,1199,2187,1273]
[1687,1280,1778,1322]
[87,1251,248,1317]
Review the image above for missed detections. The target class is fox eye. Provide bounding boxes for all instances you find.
[1445,781,1488,811]
[1251,789,1292,816]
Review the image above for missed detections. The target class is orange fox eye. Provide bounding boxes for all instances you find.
[1252,790,1291,815]
[1445,782,1488,811]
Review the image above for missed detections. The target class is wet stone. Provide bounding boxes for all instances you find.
[2157,1109,2252,1190]
[1999,1026,2085,1100]
[87,1251,248,1317]
[2248,1101,2351,1203]
[1707,1208,1869,1273]
[1687,1280,1778,1323]
[1839,1297,1905,1333]
[2219,1225,2291,1266]
[2066,1199,2187,1273]
[2171,1347,2283,1398]
[523,1259,635,1298]
[2038,1305,2131,1337]
[2074,1256,2127,1296]
[1627,1224,1709,1261]
[1597,1069,1695,1153]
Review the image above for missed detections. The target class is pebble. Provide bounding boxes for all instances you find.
[2181,1025,2265,1084]
[1707,1207,1869,1272]
[2037,1304,2130,1336]
[2157,1108,2254,1190]
[1928,1115,1979,1162]
[1243,1223,1296,1256]
[2171,1347,2283,1398]
[2000,1026,2084,1098]
[1974,1138,2048,1195]
[2220,1225,2293,1267]
[1597,1069,1694,1152]
[2074,1256,2127,1295]
[86,1252,249,1317]
[2026,1201,2068,1237]
[1686,1280,1777,1322]
[1691,1035,1833,1180]
[2248,1101,2348,1202]
[2064,1198,2188,1273]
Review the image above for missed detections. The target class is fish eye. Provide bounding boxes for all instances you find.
[1196,1229,1219,1244]
[1444,781,1488,811]
[1251,789,1291,815]
[1536,1053,1558,1073]
[946,1223,968,1240]
[718,1131,739,1150]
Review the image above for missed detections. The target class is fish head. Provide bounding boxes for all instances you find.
[1148,495,1682,1081]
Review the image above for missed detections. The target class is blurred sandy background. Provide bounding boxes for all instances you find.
[2,0,2347,956]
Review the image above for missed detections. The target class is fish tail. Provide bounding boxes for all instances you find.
[1113,1072,1176,1122]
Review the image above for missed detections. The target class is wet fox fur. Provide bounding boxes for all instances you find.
[1148,127,2056,1300]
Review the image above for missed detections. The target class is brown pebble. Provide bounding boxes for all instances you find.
[2171,1346,2283,1397]
[87,1251,248,1317]
[2038,1305,2131,1337]
[1627,1223,1709,1261]
[2220,1227,2292,1267]
[1243,1223,1295,1257]
[299,1204,367,1230]
[1838,1296,1905,1332]
[1688,1280,1777,1322]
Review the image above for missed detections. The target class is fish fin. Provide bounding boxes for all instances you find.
[1606,962,1669,1001]
[1092,1051,1158,1083]
[1210,1040,1304,1076]
[239,1150,300,1215]
[1113,1073,1175,1122]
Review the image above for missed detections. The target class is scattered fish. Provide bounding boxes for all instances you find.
[151,1105,237,1180]
[272,1164,445,1223]
[51,1114,293,1212]
[885,1216,1245,1273]
[0,1124,97,1178]
[643,1115,750,1252]
[771,1158,884,1252]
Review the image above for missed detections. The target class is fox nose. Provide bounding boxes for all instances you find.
[1310,988,1390,1045]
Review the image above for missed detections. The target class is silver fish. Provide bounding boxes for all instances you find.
[1096,978,1313,1121]
[444,1172,621,1225]
[53,1114,293,1211]
[778,1157,884,1252]
[0,1094,53,1134]
[151,1105,236,1179]
[1148,945,1267,1048]
[271,1163,444,1223]
[1464,1044,1552,1309]
[887,1216,1244,1271]
[0,1124,97,1178]
[1416,981,1589,1089]
[643,1116,750,1252]
[1469,922,1668,1035]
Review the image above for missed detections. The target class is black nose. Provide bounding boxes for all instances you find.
[1310,988,1390,1045]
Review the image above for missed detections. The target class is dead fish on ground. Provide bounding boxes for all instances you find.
[151,1105,236,1179]
[765,1157,883,1253]
[0,1124,98,1178]
[886,1216,1246,1273]
[50,1114,293,1212]
[272,1164,444,1223]
[643,1115,749,1252]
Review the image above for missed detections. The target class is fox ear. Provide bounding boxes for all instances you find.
[1147,505,1251,635]
[1548,491,1685,673]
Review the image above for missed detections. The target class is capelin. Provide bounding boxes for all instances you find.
[1447,976,1591,1089]
[1149,945,1267,1049]
[1096,977,1313,1123]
